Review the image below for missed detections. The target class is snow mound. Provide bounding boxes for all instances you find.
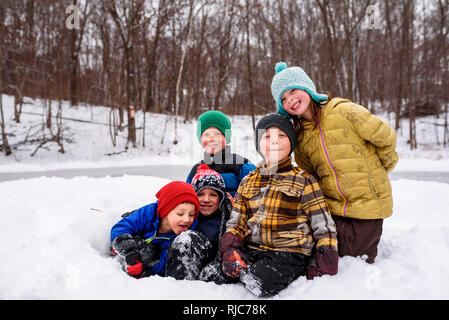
[1,175,448,299]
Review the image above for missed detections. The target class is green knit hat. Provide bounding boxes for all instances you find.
[197,110,232,144]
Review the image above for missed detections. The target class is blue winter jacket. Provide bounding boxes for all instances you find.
[186,146,256,197]
[110,202,197,276]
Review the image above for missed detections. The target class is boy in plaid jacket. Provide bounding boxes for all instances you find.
[220,113,338,297]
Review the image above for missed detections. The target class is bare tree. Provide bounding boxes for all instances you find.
[174,0,195,145]
[106,0,146,149]
[69,0,92,108]
[0,0,11,155]
[245,0,256,129]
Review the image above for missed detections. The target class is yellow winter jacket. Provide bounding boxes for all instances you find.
[294,98,398,220]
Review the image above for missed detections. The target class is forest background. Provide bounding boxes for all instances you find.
[0,0,448,155]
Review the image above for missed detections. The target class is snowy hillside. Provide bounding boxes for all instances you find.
[1,95,449,300]
[1,94,449,172]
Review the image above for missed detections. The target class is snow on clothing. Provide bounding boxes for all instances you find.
[186,146,256,197]
[226,156,338,256]
[191,164,233,255]
[237,246,310,297]
[293,97,398,220]
[110,202,198,276]
[165,230,213,280]
[167,164,236,284]
[165,230,237,284]
[221,156,337,296]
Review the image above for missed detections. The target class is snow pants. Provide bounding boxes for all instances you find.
[332,215,383,264]
[238,247,310,297]
[166,230,310,297]
[165,230,236,284]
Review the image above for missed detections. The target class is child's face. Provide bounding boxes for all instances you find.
[159,202,196,235]
[198,188,220,217]
[200,127,226,155]
[281,89,312,121]
[259,126,291,167]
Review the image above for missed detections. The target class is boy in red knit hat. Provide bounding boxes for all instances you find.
[110,181,201,278]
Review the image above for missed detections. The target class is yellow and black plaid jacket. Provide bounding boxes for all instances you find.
[225,157,337,256]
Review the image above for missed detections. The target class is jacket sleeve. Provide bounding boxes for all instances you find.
[239,161,256,182]
[345,103,398,172]
[149,249,168,276]
[225,179,250,239]
[294,144,316,177]
[110,204,157,243]
[303,176,338,251]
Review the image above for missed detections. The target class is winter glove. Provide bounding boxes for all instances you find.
[306,247,339,280]
[222,249,248,277]
[111,234,160,278]
[220,232,248,278]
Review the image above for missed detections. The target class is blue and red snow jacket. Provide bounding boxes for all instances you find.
[110,202,198,276]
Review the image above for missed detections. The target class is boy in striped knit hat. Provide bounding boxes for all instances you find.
[165,164,235,283]
[219,113,339,297]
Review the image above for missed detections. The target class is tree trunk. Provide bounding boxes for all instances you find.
[245,0,255,129]
[70,0,78,107]
[0,2,11,156]
[174,0,194,144]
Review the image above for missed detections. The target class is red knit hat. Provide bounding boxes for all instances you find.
[155,181,200,218]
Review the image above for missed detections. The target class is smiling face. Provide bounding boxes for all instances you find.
[158,202,196,235]
[281,88,313,121]
[200,127,227,155]
[197,188,220,217]
[259,126,291,167]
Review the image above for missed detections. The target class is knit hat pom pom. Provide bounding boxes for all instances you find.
[275,62,287,74]
[197,163,210,171]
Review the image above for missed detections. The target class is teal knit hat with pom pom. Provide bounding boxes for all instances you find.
[271,62,328,118]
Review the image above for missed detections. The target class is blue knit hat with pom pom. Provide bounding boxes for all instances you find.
[271,62,328,118]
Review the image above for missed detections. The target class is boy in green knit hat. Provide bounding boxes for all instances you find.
[186,110,256,198]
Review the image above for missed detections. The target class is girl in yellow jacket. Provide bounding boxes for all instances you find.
[271,62,398,263]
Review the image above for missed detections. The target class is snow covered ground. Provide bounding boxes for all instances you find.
[1,95,449,300]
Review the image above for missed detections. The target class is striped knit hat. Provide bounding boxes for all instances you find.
[191,164,226,204]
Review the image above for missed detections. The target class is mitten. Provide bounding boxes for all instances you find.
[222,248,248,277]
[112,234,159,278]
[220,232,248,277]
[306,247,339,280]
[139,242,160,270]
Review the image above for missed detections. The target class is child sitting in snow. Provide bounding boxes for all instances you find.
[110,181,201,278]
[164,164,236,283]
[219,113,339,297]
[186,110,256,197]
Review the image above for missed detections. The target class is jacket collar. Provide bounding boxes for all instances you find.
[257,156,293,176]
[203,145,232,165]
[301,97,351,130]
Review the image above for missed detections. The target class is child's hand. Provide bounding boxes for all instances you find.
[222,249,248,277]
[124,251,144,278]
[112,233,159,278]
[306,247,338,280]
[220,232,248,277]
[124,244,160,278]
